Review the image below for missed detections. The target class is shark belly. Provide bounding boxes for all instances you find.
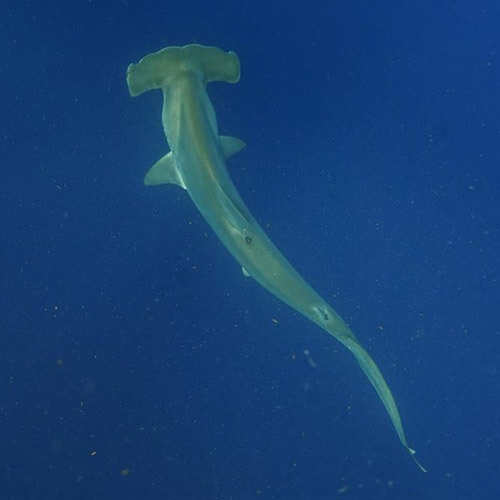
[178,136,336,333]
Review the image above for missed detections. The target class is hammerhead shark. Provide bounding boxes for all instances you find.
[126,44,426,471]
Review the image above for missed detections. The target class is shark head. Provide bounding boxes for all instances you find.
[127,44,240,97]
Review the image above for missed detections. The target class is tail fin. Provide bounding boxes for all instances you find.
[127,44,240,96]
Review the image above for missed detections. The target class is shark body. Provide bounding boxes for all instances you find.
[126,44,425,471]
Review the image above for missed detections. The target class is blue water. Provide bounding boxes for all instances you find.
[2,1,499,498]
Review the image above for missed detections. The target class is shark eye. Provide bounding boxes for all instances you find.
[245,235,253,245]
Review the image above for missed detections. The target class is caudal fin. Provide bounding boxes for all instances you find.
[126,44,240,96]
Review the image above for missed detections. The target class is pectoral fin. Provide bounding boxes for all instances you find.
[144,152,186,189]
[144,135,244,188]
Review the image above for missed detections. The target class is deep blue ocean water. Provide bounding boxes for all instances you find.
[2,1,499,499]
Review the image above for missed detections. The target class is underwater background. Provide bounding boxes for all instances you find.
[2,1,499,499]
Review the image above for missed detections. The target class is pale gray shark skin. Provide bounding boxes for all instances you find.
[126,44,426,472]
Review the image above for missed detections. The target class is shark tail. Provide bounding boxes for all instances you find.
[341,336,427,472]
[126,44,240,96]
